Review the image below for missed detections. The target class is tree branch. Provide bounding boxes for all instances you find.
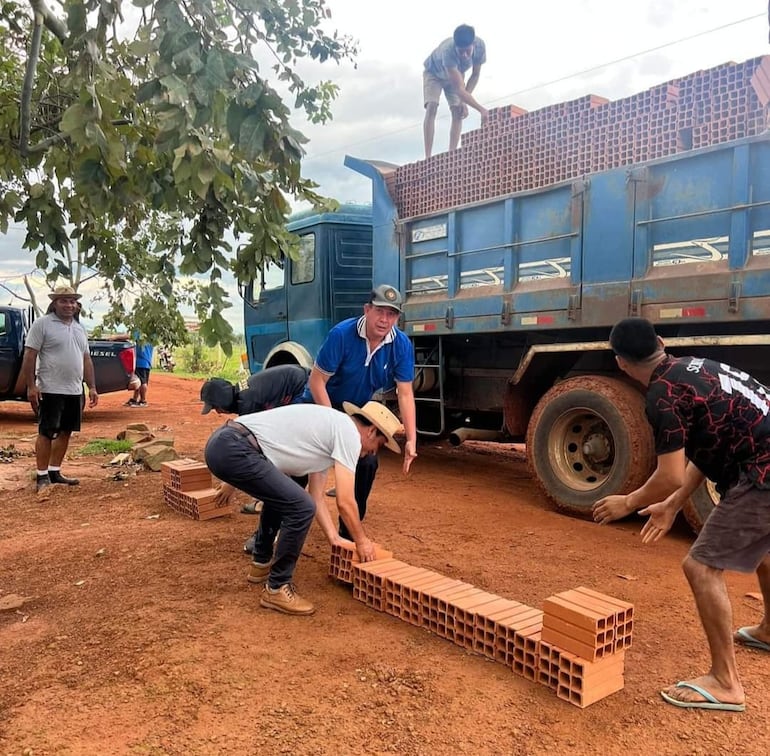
[19,9,43,157]
[30,0,68,43]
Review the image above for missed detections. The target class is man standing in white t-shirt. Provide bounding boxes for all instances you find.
[204,401,403,615]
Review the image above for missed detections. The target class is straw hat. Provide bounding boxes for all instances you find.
[343,400,404,453]
[48,285,82,300]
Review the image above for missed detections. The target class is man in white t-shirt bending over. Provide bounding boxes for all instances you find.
[204,401,403,616]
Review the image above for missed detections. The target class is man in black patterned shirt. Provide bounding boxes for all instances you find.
[593,317,770,713]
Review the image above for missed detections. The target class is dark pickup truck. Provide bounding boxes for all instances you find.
[0,305,136,402]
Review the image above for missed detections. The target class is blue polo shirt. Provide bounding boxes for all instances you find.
[301,316,415,409]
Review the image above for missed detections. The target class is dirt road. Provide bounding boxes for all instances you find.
[1,374,767,755]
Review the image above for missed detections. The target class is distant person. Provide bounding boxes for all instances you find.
[158,345,175,372]
[423,24,488,158]
[205,401,402,615]
[301,285,417,539]
[593,317,770,713]
[22,286,98,492]
[126,337,154,407]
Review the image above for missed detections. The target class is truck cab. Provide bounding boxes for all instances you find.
[243,204,374,372]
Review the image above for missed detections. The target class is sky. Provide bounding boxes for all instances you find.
[1,0,768,334]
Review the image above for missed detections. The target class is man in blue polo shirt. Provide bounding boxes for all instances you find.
[302,285,418,538]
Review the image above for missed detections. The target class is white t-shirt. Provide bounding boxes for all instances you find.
[235,404,361,477]
[25,313,89,394]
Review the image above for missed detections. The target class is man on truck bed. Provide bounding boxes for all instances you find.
[593,317,770,712]
[423,23,488,158]
[301,285,418,539]
[22,286,99,492]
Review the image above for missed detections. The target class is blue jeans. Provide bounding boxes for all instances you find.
[338,453,379,540]
[204,425,315,589]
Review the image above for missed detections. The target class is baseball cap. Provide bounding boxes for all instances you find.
[369,284,403,313]
[200,378,236,414]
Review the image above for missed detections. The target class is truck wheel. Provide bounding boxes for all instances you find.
[682,480,719,533]
[526,376,655,518]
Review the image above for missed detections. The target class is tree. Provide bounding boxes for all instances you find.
[0,0,356,350]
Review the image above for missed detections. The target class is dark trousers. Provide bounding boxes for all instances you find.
[204,425,314,589]
[338,453,379,540]
[249,473,308,564]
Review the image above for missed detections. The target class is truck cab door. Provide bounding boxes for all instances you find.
[0,309,17,395]
[244,257,289,371]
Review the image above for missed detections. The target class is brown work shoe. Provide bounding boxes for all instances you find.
[260,583,315,616]
[247,561,271,584]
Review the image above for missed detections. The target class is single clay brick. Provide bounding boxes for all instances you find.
[397,570,444,590]
[559,658,625,691]
[352,558,406,577]
[559,648,626,678]
[542,595,609,631]
[557,672,625,708]
[503,608,543,630]
[473,598,523,620]
[351,544,394,564]
[447,591,500,616]
[571,586,633,620]
[543,613,613,647]
[541,626,606,661]
[558,589,622,626]
[482,601,529,624]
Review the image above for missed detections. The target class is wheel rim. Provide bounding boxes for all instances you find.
[547,408,615,492]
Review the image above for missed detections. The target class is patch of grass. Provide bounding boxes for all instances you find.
[78,439,134,456]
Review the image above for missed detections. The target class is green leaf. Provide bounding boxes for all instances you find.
[136,79,162,104]
[238,114,266,161]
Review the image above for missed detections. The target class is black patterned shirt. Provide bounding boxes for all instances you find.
[647,355,770,494]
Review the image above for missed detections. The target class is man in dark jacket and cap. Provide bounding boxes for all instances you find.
[200,365,310,417]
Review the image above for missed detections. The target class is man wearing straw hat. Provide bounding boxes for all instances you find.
[205,400,403,616]
[22,286,98,492]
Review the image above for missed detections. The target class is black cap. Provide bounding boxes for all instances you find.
[609,318,659,361]
[369,284,403,313]
[200,378,236,415]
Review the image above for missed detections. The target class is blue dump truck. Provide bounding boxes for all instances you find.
[0,305,136,403]
[242,133,770,531]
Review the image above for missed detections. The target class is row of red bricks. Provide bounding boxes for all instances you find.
[160,459,231,521]
[330,544,632,708]
[390,56,766,219]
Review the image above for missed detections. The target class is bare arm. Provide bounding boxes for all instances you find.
[83,352,98,407]
[334,462,375,561]
[639,461,706,544]
[21,346,40,410]
[446,67,488,121]
[308,366,332,407]
[308,470,348,546]
[465,63,482,94]
[593,448,686,524]
[396,380,418,474]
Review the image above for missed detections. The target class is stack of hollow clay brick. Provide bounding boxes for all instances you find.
[539,587,632,708]
[390,55,767,218]
[330,543,632,708]
[160,459,231,521]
